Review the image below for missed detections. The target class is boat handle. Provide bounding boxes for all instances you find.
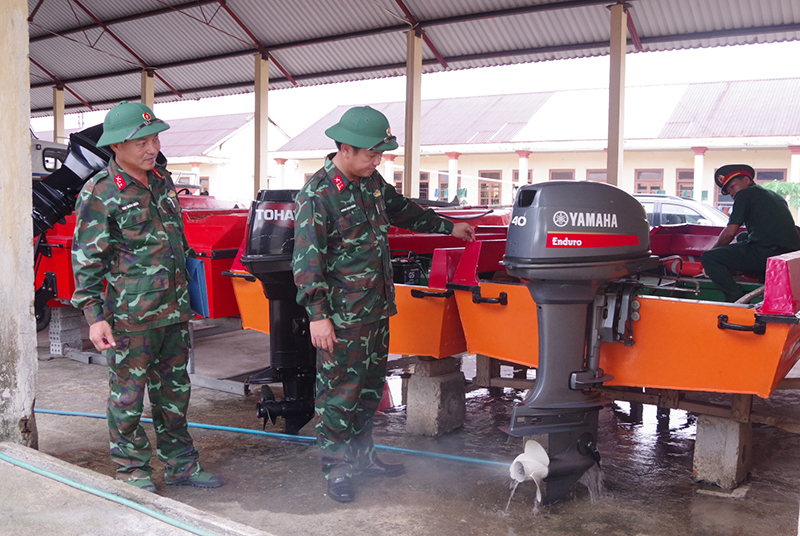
[410,289,454,299]
[717,314,766,335]
[221,270,257,282]
[472,289,508,306]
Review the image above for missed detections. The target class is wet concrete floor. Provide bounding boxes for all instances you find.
[33,324,800,536]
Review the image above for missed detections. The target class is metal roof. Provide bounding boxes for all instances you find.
[277,77,800,151]
[35,112,254,158]
[28,0,800,117]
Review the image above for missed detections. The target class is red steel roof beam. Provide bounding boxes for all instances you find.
[28,0,46,22]
[70,0,183,98]
[626,9,643,52]
[214,0,297,86]
[29,57,93,110]
[393,0,448,69]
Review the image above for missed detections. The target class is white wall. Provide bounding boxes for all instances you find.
[169,121,290,204]
[282,146,798,207]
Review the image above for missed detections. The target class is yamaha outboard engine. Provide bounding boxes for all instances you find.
[502,181,657,504]
[240,190,316,435]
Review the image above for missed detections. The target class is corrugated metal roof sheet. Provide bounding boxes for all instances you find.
[158,113,254,157]
[28,0,800,116]
[35,112,254,158]
[278,77,800,150]
[280,91,554,151]
[660,78,800,137]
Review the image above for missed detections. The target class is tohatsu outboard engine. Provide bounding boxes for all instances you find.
[502,181,658,504]
[240,190,316,435]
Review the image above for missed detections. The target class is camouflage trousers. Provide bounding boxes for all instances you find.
[315,319,390,480]
[106,321,199,484]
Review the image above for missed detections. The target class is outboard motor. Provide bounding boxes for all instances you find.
[240,190,316,434]
[32,124,113,238]
[33,125,114,329]
[502,181,657,504]
[32,124,167,330]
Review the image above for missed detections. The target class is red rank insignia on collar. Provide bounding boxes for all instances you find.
[113,174,127,190]
[333,174,345,192]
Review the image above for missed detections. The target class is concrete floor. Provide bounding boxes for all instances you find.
[29,321,800,536]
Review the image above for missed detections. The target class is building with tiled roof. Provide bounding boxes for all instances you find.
[36,113,289,203]
[274,78,800,208]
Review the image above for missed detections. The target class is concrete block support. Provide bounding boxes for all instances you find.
[693,414,752,489]
[49,307,84,356]
[406,356,466,436]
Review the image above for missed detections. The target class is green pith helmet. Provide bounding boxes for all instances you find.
[96,101,170,147]
[324,106,399,151]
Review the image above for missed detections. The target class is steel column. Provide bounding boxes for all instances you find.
[254,54,269,199]
[403,28,423,199]
[141,70,155,111]
[52,86,65,145]
[606,2,627,187]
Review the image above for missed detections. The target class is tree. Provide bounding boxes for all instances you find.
[762,180,800,210]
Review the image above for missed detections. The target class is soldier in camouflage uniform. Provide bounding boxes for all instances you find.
[71,101,222,493]
[292,106,475,503]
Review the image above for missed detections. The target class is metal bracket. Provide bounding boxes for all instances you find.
[34,272,58,309]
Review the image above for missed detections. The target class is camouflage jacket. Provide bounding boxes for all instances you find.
[71,158,192,332]
[292,154,454,329]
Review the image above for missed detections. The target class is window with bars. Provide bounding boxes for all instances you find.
[513,169,533,184]
[479,170,501,205]
[550,170,575,181]
[394,171,403,195]
[419,172,429,200]
[676,169,694,198]
[437,171,449,201]
[586,170,607,182]
[635,169,663,194]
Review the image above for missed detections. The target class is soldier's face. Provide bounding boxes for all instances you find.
[111,133,161,176]
[725,177,750,199]
[341,144,383,179]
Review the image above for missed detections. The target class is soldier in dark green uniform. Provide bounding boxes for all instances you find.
[701,164,800,302]
[72,101,222,493]
[292,106,475,503]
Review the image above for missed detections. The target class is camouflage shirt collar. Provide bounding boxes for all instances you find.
[107,158,161,191]
[324,153,356,192]
[323,152,381,192]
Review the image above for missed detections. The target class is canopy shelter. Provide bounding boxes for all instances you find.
[3,0,800,448]
[27,0,800,192]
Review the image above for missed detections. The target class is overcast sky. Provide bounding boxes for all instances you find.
[30,40,800,139]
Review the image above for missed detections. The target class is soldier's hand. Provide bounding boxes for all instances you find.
[89,320,116,352]
[451,222,476,242]
[310,318,337,352]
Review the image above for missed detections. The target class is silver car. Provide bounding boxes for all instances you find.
[634,194,729,228]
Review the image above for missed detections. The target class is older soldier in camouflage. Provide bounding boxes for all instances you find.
[71,101,221,493]
[293,106,475,503]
